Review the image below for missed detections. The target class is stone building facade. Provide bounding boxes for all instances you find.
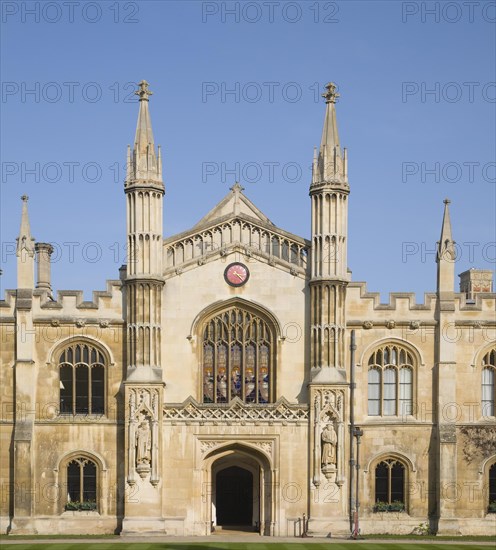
[1,81,495,537]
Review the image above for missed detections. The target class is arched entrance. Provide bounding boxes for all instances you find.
[216,466,253,526]
[202,443,274,535]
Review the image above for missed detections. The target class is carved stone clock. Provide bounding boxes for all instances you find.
[224,262,250,287]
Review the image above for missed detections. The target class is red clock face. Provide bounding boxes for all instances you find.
[224,263,250,287]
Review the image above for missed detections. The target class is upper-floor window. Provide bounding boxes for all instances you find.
[59,343,106,415]
[482,349,496,417]
[368,344,414,416]
[202,306,274,404]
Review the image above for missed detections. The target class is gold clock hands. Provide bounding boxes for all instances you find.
[233,271,243,281]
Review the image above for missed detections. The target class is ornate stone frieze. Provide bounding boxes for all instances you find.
[163,396,308,424]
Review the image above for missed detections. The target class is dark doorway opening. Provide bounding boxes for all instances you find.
[216,466,253,526]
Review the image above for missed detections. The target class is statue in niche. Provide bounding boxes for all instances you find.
[136,418,151,465]
[321,423,337,466]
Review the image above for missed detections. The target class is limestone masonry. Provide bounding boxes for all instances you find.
[1,81,495,537]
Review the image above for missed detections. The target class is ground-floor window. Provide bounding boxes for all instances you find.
[65,457,97,511]
[489,462,496,513]
[374,458,406,512]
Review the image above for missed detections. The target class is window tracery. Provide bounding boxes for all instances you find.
[202,307,274,404]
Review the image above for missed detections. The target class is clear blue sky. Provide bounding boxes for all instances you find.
[1,0,495,300]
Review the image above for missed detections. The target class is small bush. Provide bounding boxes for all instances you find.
[373,500,405,512]
[64,501,97,512]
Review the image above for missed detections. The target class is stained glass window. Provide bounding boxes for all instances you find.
[202,307,274,403]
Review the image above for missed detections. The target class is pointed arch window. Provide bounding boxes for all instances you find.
[65,457,97,511]
[374,458,406,511]
[367,344,414,416]
[482,349,496,417]
[202,306,274,404]
[59,343,106,415]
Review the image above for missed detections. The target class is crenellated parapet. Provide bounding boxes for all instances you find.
[347,281,496,318]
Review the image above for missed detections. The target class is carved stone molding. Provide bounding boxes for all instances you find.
[363,321,373,329]
[163,396,308,424]
[199,438,274,458]
[386,320,396,329]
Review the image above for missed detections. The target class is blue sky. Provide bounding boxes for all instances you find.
[1,0,495,300]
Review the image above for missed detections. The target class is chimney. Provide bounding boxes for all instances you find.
[459,268,493,300]
[35,243,54,291]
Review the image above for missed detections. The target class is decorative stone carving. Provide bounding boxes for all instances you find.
[200,438,273,457]
[75,319,86,328]
[321,423,337,466]
[386,320,396,329]
[99,320,109,328]
[51,319,60,327]
[175,267,183,275]
[312,389,345,485]
[127,387,160,486]
[439,424,457,443]
[163,396,308,424]
[136,419,152,476]
[410,320,420,330]
[253,441,273,456]
[363,321,373,329]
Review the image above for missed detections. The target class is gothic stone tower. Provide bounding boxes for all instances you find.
[308,83,350,532]
[122,81,165,533]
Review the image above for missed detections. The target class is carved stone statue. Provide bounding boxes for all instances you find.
[136,419,151,464]
[321,423,337,466]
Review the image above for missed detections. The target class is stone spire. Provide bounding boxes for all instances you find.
[309,83,350,381]
[16,195,35,289]
[127,80,162,184]
[313,83,348,186]
[134,80,155,154]
[124,80,165,383]
[437,199,456,297]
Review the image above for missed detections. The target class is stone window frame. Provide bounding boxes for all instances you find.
[50,337,112,418]
[366,343,416,418]
[194,300,281,405]
[371,454,409,513]
[56,450,107,515]
[481,348,496,418]
[487,459,496,514]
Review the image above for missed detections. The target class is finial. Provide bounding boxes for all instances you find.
[230,182,245,193]
[135,80,153,102]
[444,198,451,205]
[322,82,340,104]
[21,195,29,202]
